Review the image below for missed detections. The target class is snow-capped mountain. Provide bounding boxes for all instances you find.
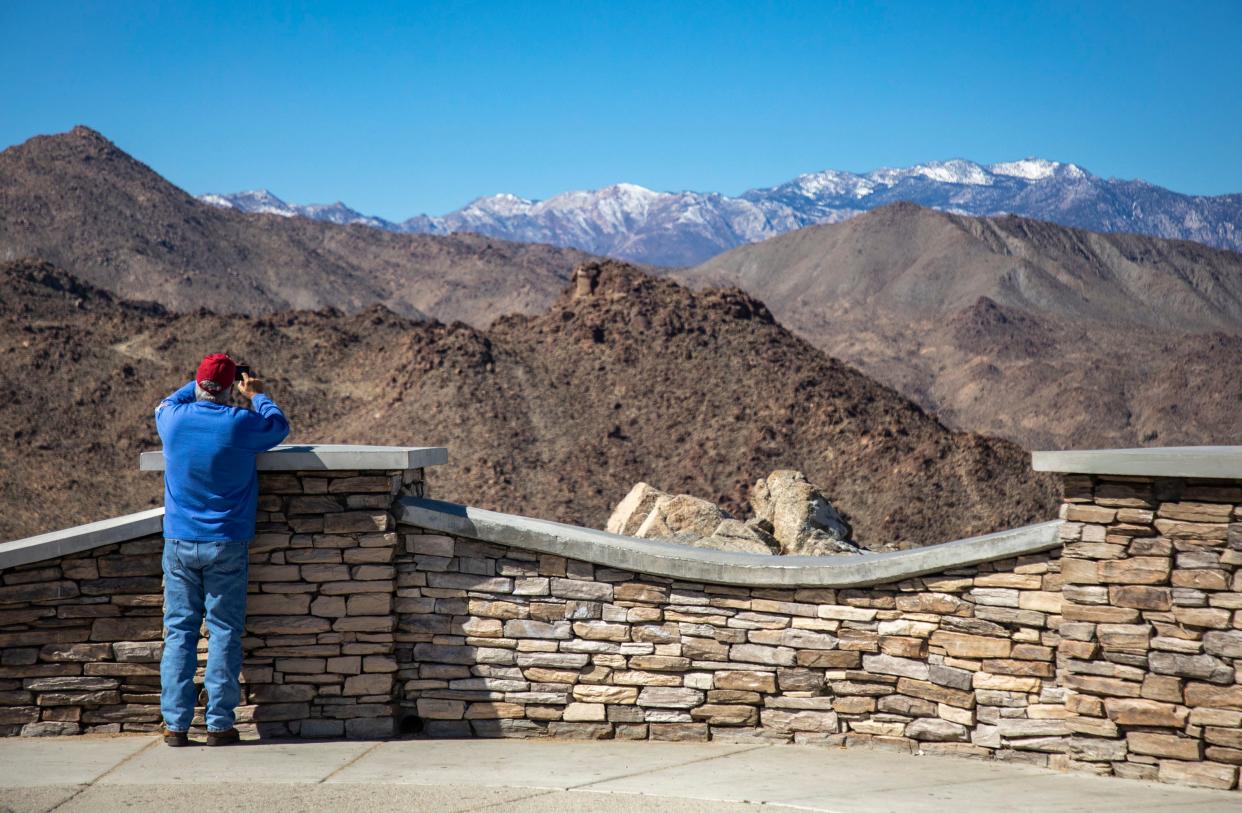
[201,159,1242,266]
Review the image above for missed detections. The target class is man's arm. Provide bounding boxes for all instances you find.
[156,380,196,416]
[237,375,291,451]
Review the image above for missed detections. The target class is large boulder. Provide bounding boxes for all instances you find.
[604,470,858,557]
[635,494,730,540]
[750,470,856,555]
[701,519,780,555]
[606,482,666,536]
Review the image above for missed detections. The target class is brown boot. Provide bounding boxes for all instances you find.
[206,727,240,746]
[162,726,190,747]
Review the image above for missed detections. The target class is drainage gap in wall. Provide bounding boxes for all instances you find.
[398,714,423,736]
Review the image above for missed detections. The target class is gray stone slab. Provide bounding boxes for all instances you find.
[140,444,448,472]
[326,739,760,789]
[398,497,1062,587]
[0,735,153,786]
[98,738,374,785]
[0,508,163,568]
[1032,446,1242,479]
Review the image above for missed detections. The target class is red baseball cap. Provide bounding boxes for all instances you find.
[196,353,237,393]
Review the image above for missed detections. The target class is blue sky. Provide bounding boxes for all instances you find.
[2,1,1240,217]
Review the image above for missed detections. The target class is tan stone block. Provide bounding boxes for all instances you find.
[896,678,974,709]
[1109,585,1173,610]
[929,631,1011,659]
[463,702,526,719]
[1064,505,1116,523]
[980,659,1054,678]
[1185,683,1242,709]
[974,574,1042,589]
[1017,592,1062,613]
[714,671,777,693]
[1172,570,1229,590]
[1062,603,1140,623]
[572,685,639,704]
[1141,674,1184,703]
[1062,675,1141,698]
[1060,559,1100,585]
[832,696,876,714]
[1104,698,1188,727]
[1154,519,1228,541]
[1058,640,1100,660]
[628,655,690,672]
[1096,623,1151,651]
[690,704,758,726]
[796,650,861,669]
[562,703,607,722]
[1157,760,1237,790]
[1096,557,1171,585]
[612,671,681,687]
[972,673,1042,693]
[879,636,927,658]
[1126,731,1201,760]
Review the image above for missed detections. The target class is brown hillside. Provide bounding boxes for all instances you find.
[678,203,1242,449]
[0,259,1057,547]
[0,126,594,324]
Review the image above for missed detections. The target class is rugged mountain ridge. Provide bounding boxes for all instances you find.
[0,258,1056,546]
[203,156,1242,266]
[678,204,1242,449]
[0,126,594,325]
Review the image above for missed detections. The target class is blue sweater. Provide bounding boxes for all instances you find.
[155,381,291,542]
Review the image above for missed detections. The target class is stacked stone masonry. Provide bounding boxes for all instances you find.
[1,465,1240,794]
[0,467,423,739]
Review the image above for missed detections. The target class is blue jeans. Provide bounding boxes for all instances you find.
[160,538,249,732]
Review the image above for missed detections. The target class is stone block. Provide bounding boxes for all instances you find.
[906,718,968,742]
[1096,557,1171,585]
[549,579,613,601]
[930,631,1011,659]
[862,654,929,680]
[572,685,639,704]
[1156,760,1237,790]
[247,594,311,615]
[1149,652,1234,684]
[691,704,758,726]
[730,644,795,666]
[636,687,704,708]
[1126,732,1201,760]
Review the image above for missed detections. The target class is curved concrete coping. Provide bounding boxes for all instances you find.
[397,497,1064,588]
[140,444,448,472]
[1032,446,1242,479]
[0,508,164,571]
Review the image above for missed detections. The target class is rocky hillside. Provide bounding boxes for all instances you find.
[0,126,594,324]
[0,259,1056,547]
[678,203,1242,450]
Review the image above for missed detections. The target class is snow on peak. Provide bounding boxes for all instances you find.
[911,160,992,185]
[988,158,1090,181]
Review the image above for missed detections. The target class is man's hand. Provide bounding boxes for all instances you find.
[237,372,266,399]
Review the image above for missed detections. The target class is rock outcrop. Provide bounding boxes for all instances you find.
[607,472,860,556]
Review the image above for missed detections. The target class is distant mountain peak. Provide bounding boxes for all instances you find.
[199,154,1242,265]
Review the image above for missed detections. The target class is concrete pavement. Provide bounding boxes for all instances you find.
[0,736,1239,812]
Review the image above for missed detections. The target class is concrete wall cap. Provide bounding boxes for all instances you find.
[0,508,164,570]
[1032,446,1242,479]
[396,497,1062,588]
[140,444,448,472]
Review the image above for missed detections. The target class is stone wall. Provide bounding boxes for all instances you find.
[0,466,424,738]
[1,454,1240,793]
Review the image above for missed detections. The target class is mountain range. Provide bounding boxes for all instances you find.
[202,157,1242,266]
[1,125,1238,463]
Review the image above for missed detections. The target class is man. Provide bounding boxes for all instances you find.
[155,353,290,746]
